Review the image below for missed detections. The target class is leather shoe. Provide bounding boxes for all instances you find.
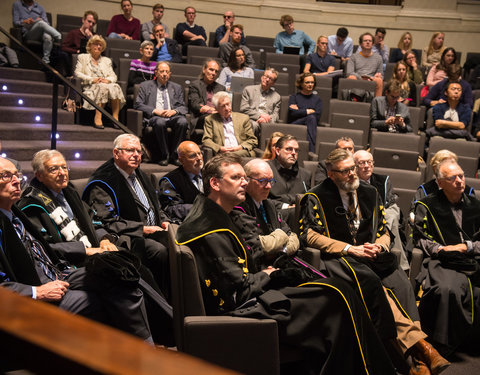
[413,340,450,375]
[409,360,431,375]
[158,159,169,166]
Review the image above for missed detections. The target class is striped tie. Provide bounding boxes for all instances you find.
[128,174,156,226]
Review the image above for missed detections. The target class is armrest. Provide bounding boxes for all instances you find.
[301,247,322,270]
[126,108,143,136]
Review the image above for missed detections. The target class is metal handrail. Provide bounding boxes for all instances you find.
[0,26,133,149]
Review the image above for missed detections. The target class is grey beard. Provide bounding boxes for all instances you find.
[340,176,360,192]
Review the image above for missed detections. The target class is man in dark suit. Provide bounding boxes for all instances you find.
[202,91,257,157]
[187,59,225,131]
[135,61,188,166]
[158,141,203,223]
[82,134,171,298]
[151,24,182,63]
[0,157,156,342]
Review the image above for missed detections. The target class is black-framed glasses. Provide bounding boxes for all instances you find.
[0,171,23,182]
[249,177,276,187]
[331,165,356,176]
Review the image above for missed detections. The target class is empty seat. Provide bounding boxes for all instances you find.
[328,99,371,145]
[315,127,363,160]
[370,131,425,156]
[337,78,376,100]
[245,35,275,47]
[372,148,419,171]
[408,106,426,133]
[171,63,203,77]
[187,55,222,66]
[186,46,219,61]
[105,38,140,50]
[260,123,307,147]
[373,167,423,190]
[107,48,141,74]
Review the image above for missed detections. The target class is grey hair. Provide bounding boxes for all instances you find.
[243,158,272,177]
[140,40,154,49]
[325,148,353,171]
[353,150,372,163]
[436,159,461,179]
[212,91,231,108]
[113,134,140,149]
[32,149,64,173]
[156,60,171,70]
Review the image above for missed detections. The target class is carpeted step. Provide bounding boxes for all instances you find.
[0,78,55,95]
[0,92,63,108]
[0,122,122,141]
[0,106,75,124]
[0,66,47,82]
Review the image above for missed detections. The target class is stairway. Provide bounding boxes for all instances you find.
[0,67,172,181]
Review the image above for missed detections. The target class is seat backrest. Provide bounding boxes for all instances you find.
[329,100,371,145]
[150,172,169,189]
[393,188,416,219]
[370,132,424,155]
[429,137,480,158]
[70,178,89,196]
[187,55,222,66]
[265,52,300,66]
[315,127,363,155]
[260,123,308,147]
[105,38,140,50]
[107,48,141,73]
[171,63,203,77]
[187,45,219,58]
[384,63,395,81]
[245,35,275,47]
[278,96,289,123]
[168,224,206,350]
[337,78,376,99]
[408,106,425,133]
[372,148,419,170]
[465,177,480,192]
[251,50,264,70]
[314,88,332,125]
[208,31,216,47]
[373,167,423,190]
[118,58,133,82]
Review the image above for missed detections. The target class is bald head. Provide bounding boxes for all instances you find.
[354,150,374,181]
[244,159,274,202]
[177,141,204,175]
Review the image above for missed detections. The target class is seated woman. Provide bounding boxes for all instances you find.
[106,0,140,40]
[127,40,156,95]
[421,32,445,69]
[426,47,457,88]
[370,80,412,133]
[217,47,254,91]
[403,50,424,84]
[393,61,417,106]
[288,73,322,152]
[75,35,126,129]
[390,31,414,63]
[262,131,285,160]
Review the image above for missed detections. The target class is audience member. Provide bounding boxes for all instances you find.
[273,15,315,55]
[174,6,207,55]
[392,61,417,106]
[413,159,480,355]
[141,3,169,41]
[370,80,412,132]
[261,131,285,160]
[151,24,182,63]
[188,59,225,130]
[127,40,156,95]
[158,141,203,222]
[61,10,97,57]
[403,50,424,85]
[82,134,172,297]
[422,32,445,69]
[390,31,414,63]
[12,0,61,64]
[346,32,383,97]
[327,27,353,65]
[0,157,162,343]
[134,61,188,166]
[106,0,140,40]
[424,64,473,109]
[288,73,322,152]
[214,10,245,47]
[314,136,355,185]
[240,68,281,136]
[300,148,450,375]
[74,35,125,129]
[176,153,397,375]
[202,91,257,157]
[426,47,457,88]
[358,27,389,65]
[427,81,474,141]
[354,150,409,271]
[218,24,255,68]
[267,135,311,218]
[217,47,254,90]
[303,35,336,75]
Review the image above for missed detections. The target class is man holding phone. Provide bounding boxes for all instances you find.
[370,80,412,133]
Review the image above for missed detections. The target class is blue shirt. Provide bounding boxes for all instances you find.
[306,52,336,73]
[12,0,49,34]
[327,35,353,58]
[274,30,315,55]
[155,42,172,62]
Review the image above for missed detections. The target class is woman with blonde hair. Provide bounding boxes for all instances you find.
[390,31,414,63]
[421,32,445,69]
[262,131,285,160]
[75,35,126,129]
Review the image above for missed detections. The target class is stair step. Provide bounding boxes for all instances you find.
[0,67,47,82]
[0,122,122,141]
[0,92,63,108]
[0,106,75,124]
[0,78,56,95]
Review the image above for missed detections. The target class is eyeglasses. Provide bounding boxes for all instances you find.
[357,160,374,166]
[248,177,276,187]
[46,166,69,175]
[186,151,203,160]
[223,15,233,18]
[331,165,357,176]
[440,173,464,182]
[118,147,143,155]
[0,171,23,182]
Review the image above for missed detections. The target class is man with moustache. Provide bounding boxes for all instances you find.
[158,141,204,222]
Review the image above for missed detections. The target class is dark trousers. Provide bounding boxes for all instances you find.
[149,114,188,161]
[292,114,317,152]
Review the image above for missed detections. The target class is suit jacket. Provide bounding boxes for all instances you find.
[370,96,412,132]
[202,112,257,156]
[240,84,281,123]
[187,79,225,117]
[152,38,182,63]
[134,79,188,119]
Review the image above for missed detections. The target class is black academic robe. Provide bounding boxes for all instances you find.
[176,194,395,375]
[413,190,480,351]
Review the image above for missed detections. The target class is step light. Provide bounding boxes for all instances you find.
[35,115,41,122]
[1,153,6,158]
[74,152,80,159]
[56,133,60,139]
[2,85,7,91]
[18,99,24,105]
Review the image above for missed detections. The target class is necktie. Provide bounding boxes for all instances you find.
[12,215,59,281]
[128,174,156,226]
[161,86,169,110]
[347,192,358,243]
[193,175,203,193]
[57,193,74,220]
[259,204,268,224]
